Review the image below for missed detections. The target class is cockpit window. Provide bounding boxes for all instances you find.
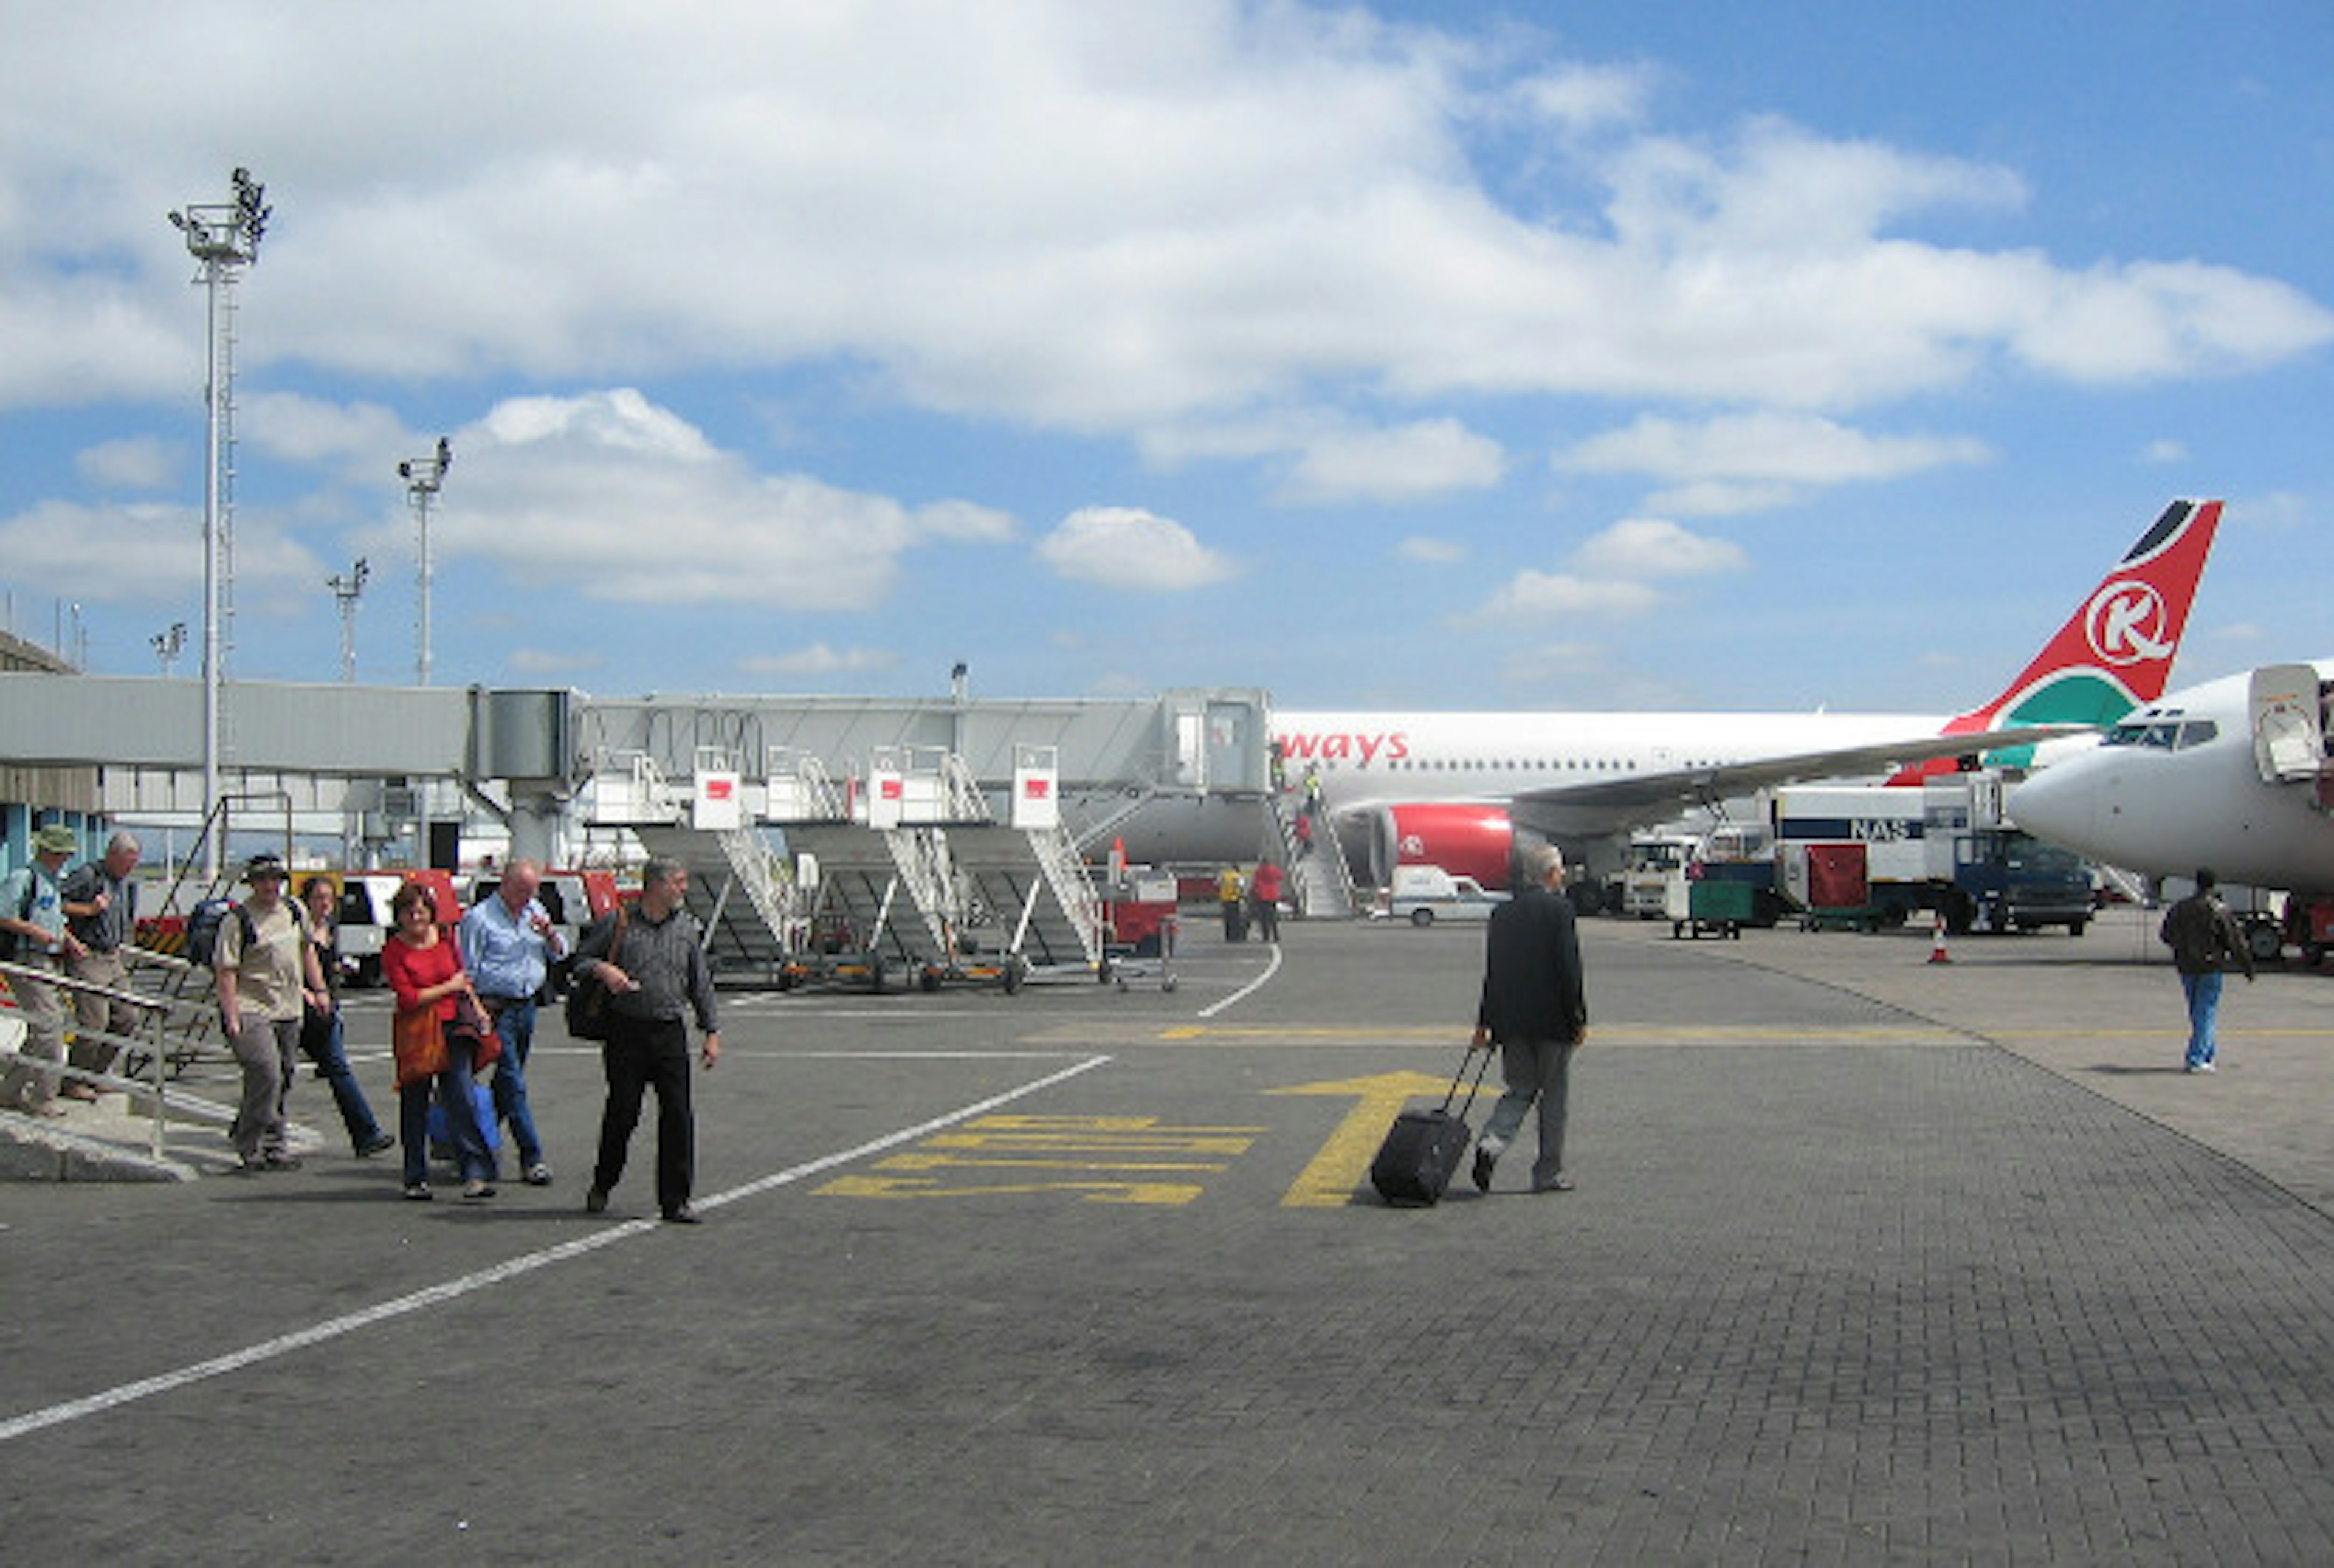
[2175,720,2218,749]
[2103,715,2182,749]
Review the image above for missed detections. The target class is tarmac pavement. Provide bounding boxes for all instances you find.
[5,904,2334,1564]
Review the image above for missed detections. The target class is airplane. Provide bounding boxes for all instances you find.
[2008,658,2334,906]
[1084,498,2223,906]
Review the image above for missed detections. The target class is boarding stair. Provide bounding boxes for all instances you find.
[1269,789,1360,920]
[616,749,835,985]
[872,747,1106,989]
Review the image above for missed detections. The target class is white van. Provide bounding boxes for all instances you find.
[1382,865,1508,926]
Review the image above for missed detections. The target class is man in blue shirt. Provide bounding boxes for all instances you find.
[459,859,567,1185]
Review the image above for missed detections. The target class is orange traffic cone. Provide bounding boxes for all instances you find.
[1927,913,1952,965]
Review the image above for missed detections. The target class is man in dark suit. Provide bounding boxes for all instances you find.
[1469,842,1589,1194]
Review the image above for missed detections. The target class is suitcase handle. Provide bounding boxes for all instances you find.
[1443,1044,1494,1117]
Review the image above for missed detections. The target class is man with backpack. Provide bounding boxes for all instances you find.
[215,853,332,1172]
[1,824,88,1118]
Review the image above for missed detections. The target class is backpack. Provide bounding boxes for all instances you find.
[0,874,36,963]
[186,899,243,969]
[190,898,305,969]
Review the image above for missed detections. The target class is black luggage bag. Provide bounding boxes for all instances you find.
[1369,1047,1493,1207]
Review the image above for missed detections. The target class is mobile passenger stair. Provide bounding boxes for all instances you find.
[805,745,1105,994]
[588,748,816,987]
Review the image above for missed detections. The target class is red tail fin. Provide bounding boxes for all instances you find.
[1946,498,2221,736]
[1887,500,2220,783]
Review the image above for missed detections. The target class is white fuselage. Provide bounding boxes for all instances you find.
[1272,709,1947,813]
[1085,706,1952,869]
[2009,661,2334,892]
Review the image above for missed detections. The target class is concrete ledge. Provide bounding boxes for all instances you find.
[0,1086,324,1183]
[0,1119,201,1181]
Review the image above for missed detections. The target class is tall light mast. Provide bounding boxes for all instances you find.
[151,621,188,676]
[326,557,370,683]
[168,167,269,875]
[399,438,452,686]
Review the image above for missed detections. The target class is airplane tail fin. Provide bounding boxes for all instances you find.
[1946,497,2222,737]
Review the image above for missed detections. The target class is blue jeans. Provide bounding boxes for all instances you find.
[487,997,545,1168]
[300,1006,387,1153]
[2180,971,2225,1068]
[399,1034,494,1186]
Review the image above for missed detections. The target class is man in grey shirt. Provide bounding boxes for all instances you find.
[61,832,140,1099]
[571,856,721,1223]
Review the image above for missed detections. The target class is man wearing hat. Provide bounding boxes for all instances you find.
[215,853,332,1172]
[1,824,90,1117]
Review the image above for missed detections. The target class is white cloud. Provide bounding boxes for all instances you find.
[1280,418,1506,504]
[0,7,2321,431]
[508,647,603,675]
[740,643,898,678]
[1476,515,1739,625]
[0,496,329,607]
[1481,569,1662,620]
[407,390,1015,610]
[1036,506,1238,591]
[1558,411,1989,512]
[1507,64,1657,134]
[75,436,177,492]
[1572,518,1747,579]
[2141,439,2189,465]
[1397,535,1467,564]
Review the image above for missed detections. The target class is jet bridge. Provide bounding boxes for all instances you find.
[0,676,1276,980]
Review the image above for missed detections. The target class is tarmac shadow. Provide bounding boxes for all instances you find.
[2087,1062,2195,1076]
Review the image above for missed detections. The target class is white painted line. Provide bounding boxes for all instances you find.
[1196,941,1282,1019]
[0,1053,1113,1445]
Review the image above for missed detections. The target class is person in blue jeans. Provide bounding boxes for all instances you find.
[2158,867,2255,1073]
[297,877,394,1157]
[460,859,566,1186]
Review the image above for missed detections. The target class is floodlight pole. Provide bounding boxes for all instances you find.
[399,438,452,686]
[170,168,269,878]
[151,621,187,676]
[327,557,369,683]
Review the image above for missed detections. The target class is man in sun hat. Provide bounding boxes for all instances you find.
[215,852,332,1172]
[1,824,90,1117]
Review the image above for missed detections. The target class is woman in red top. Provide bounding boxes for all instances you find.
[381,880,497,1202]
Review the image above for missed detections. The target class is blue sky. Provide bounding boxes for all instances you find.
[2,1,2329,718]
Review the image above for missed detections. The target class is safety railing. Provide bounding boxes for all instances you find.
[0,957,196,1162]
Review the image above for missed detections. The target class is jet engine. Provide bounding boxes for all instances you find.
[1366,803,1520,892]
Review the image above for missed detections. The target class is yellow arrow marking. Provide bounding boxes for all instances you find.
[1266,1070,1462,1209]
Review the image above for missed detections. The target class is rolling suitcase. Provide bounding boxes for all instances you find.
[1369,1047,1493,1207]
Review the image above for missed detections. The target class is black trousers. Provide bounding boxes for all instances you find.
[593,1014,695,1214]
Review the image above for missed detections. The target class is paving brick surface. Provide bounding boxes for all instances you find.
[4,910,2333,1563]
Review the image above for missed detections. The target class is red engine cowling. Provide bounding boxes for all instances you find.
[1369,803,1518,891]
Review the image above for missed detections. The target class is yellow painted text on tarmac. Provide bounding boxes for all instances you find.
[816,1114,1268,1206]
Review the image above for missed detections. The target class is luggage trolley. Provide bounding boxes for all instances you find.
[1099,868,1180,992]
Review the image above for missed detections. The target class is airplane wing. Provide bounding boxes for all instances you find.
[1502,723,2090,839]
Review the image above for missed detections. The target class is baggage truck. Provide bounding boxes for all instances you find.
[1769,777,2091,935]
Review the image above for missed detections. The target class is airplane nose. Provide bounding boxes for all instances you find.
[2008,765,2094,848]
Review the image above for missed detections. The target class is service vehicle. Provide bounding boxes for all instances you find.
[1382,864,1508,926]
